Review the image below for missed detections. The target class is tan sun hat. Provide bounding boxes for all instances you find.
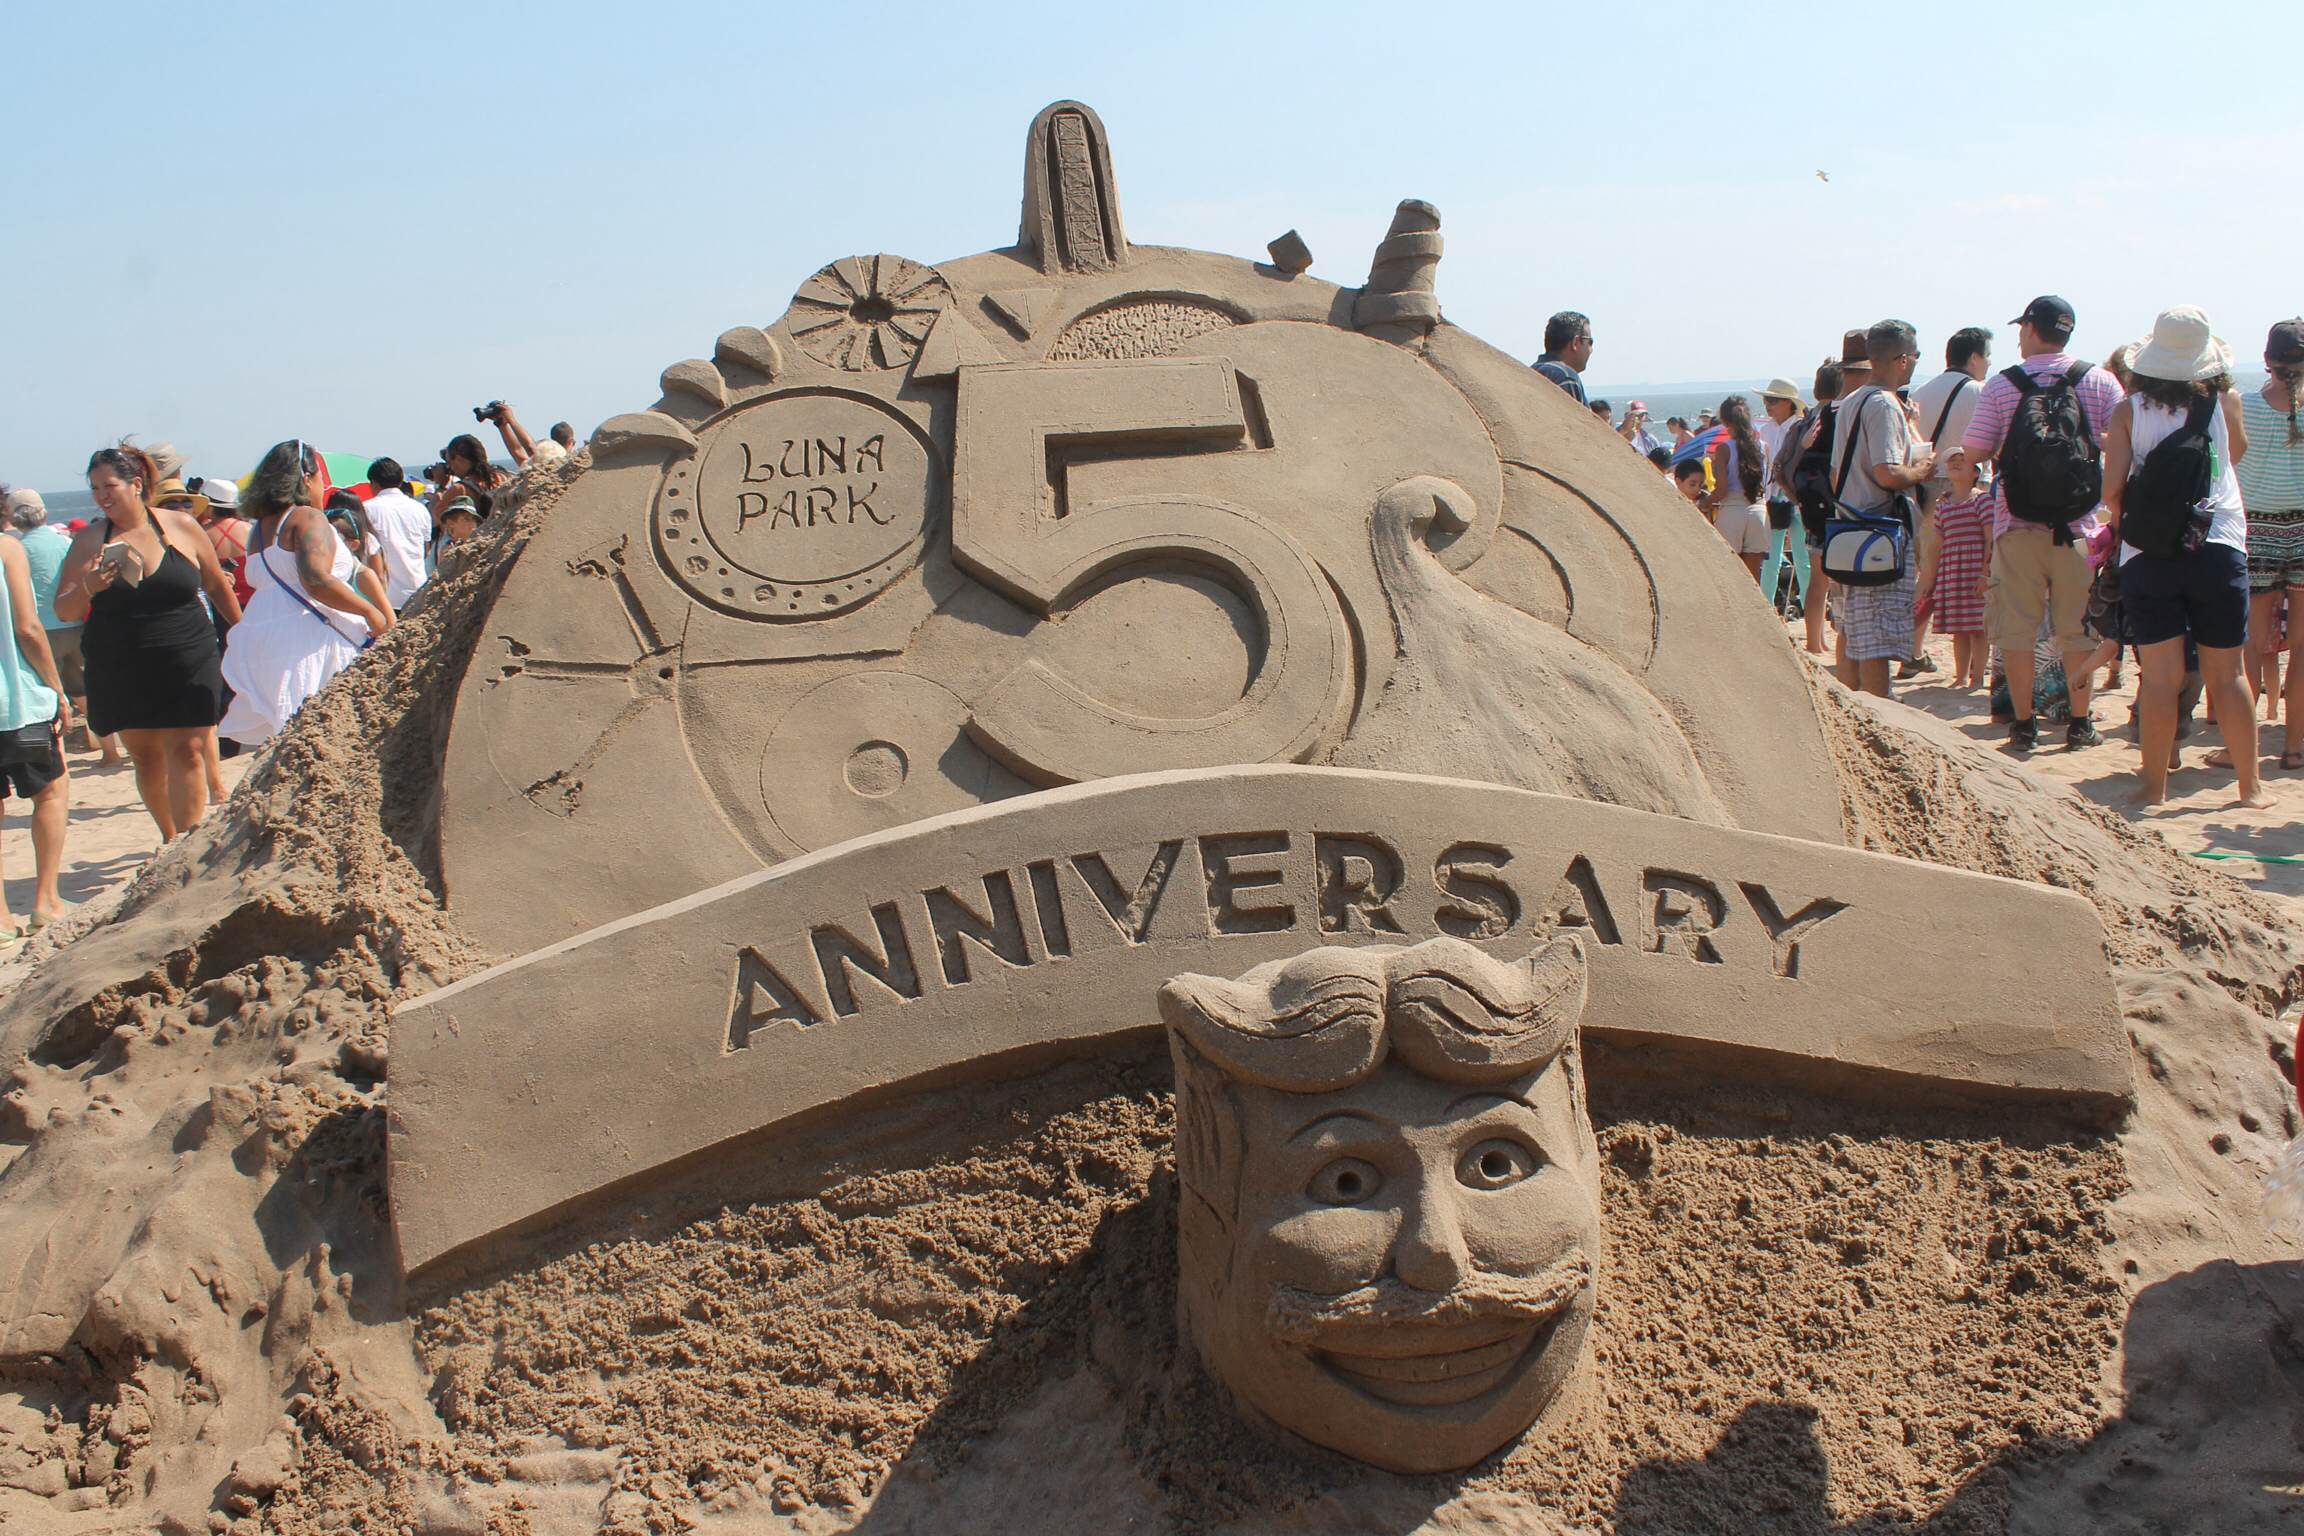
[2129,306,2233,382]
[3,488,47,525]
[149,477,211,517]
[1758,377,1805,405]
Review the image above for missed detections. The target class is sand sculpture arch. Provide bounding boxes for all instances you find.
[441,97,1845,958]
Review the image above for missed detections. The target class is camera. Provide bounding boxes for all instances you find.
[471,400,505,423]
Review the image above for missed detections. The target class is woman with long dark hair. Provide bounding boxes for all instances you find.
[2103,308,2266,807]
[1701,394,1771,582]
[2240,319,2304,767]
[53,443,243,838]
[219,441,393,748]
[438,433,507,519]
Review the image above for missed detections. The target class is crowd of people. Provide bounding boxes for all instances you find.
[0,403,575,940]
[2,296,2298,937]
[1534,301,2304,812]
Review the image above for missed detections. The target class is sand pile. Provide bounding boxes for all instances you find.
[2,456,2299,1534]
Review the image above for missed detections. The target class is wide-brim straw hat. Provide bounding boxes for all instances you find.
[1759,377,1805,405]
[2129,306,2233,382]
[149,478,211,517]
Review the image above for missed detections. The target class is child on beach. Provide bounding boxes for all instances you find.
[1916,445,1990,687]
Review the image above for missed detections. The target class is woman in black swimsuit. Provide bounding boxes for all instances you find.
[54,444,245,839]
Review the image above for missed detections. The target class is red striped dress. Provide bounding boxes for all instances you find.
[1930,490,1990,634]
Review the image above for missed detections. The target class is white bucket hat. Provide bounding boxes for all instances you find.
[2129,306,2233,382]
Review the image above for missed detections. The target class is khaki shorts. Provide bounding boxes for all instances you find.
[44,627,85,699]
[1989,526,2092,653]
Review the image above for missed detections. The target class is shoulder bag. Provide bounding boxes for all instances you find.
[1820,389,1913,587]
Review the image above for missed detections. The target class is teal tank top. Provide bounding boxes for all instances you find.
[0,550,60,731]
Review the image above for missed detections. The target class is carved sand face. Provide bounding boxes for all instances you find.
[1161,936,1602,1474]
[1211,1058,1599,1473]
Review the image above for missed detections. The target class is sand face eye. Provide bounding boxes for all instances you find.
[1308,1157,1383,1206]
[1459,1138,1540,1191]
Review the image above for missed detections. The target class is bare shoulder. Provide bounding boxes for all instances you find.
[154,506,209,551]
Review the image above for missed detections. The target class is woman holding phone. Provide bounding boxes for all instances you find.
[54,443,244,839]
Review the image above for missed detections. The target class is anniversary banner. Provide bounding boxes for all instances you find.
[389,765,2128,1278]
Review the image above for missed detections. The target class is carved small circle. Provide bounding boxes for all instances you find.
[842,741,908,799]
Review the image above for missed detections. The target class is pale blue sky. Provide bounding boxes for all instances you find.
[6,0,2300,490]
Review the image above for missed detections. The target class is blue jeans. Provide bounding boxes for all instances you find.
[1760,523,1812,610]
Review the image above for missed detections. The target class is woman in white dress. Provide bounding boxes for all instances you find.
[219,441,393,747]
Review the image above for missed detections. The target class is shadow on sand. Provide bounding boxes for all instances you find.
[849,1237,2304,1534]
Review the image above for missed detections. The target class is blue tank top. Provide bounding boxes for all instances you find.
[17,526,76,631]
[0,548,60,731]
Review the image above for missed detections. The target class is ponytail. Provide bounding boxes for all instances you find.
[85,442,160,504]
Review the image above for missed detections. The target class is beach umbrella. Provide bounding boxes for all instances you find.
[1669,424,1724,468]
[233,451,389,500]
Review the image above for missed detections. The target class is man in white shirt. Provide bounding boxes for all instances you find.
[362,457,435,612]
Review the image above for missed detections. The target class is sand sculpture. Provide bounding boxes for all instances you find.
[439,99,1843,958]
[8,97,2300,1536]
[386,96,2135,1484]
[1159,936,1603,1473]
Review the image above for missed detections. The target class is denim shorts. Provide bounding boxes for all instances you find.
[2120,542,2249,650]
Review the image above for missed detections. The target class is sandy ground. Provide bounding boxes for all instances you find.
[0,739,251,987]
[1804,632,2304,907]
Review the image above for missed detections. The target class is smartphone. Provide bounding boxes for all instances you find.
[98,541,147,588]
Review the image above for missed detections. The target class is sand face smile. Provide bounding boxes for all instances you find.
[1315,1316,1552,1408]
[1317,1317,1548,1409]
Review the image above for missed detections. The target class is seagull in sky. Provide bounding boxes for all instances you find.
[1815,169,1831,183]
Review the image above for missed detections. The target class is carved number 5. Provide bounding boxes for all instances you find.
[951,356,1349,785]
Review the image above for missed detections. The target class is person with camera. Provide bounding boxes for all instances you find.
[474,399,540,468]
[53,444,243,840]
[438,431,509,519]
[0,493,73,935]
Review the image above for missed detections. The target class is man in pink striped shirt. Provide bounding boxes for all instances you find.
[1962,296,2124,751]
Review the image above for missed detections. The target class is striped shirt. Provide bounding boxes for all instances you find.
[1961,353,2123,539]
[2238,388,2304,513]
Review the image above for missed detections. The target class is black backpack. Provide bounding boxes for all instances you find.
[1791,404,1838,539]
[1999,362,2101,541]
[2121,394,2219,559]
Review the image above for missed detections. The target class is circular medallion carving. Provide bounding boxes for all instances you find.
[758,672,1020,851]
[788,254,949,371]
[654,389,940,620]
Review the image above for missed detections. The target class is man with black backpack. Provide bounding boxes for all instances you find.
[1961,296,2125,751]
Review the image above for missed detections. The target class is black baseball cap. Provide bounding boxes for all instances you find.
[2267,319,2304,368]
[2010,295,2075,341]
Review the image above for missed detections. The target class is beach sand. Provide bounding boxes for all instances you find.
[1851,639,2304,907]
[0,743,252,997]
